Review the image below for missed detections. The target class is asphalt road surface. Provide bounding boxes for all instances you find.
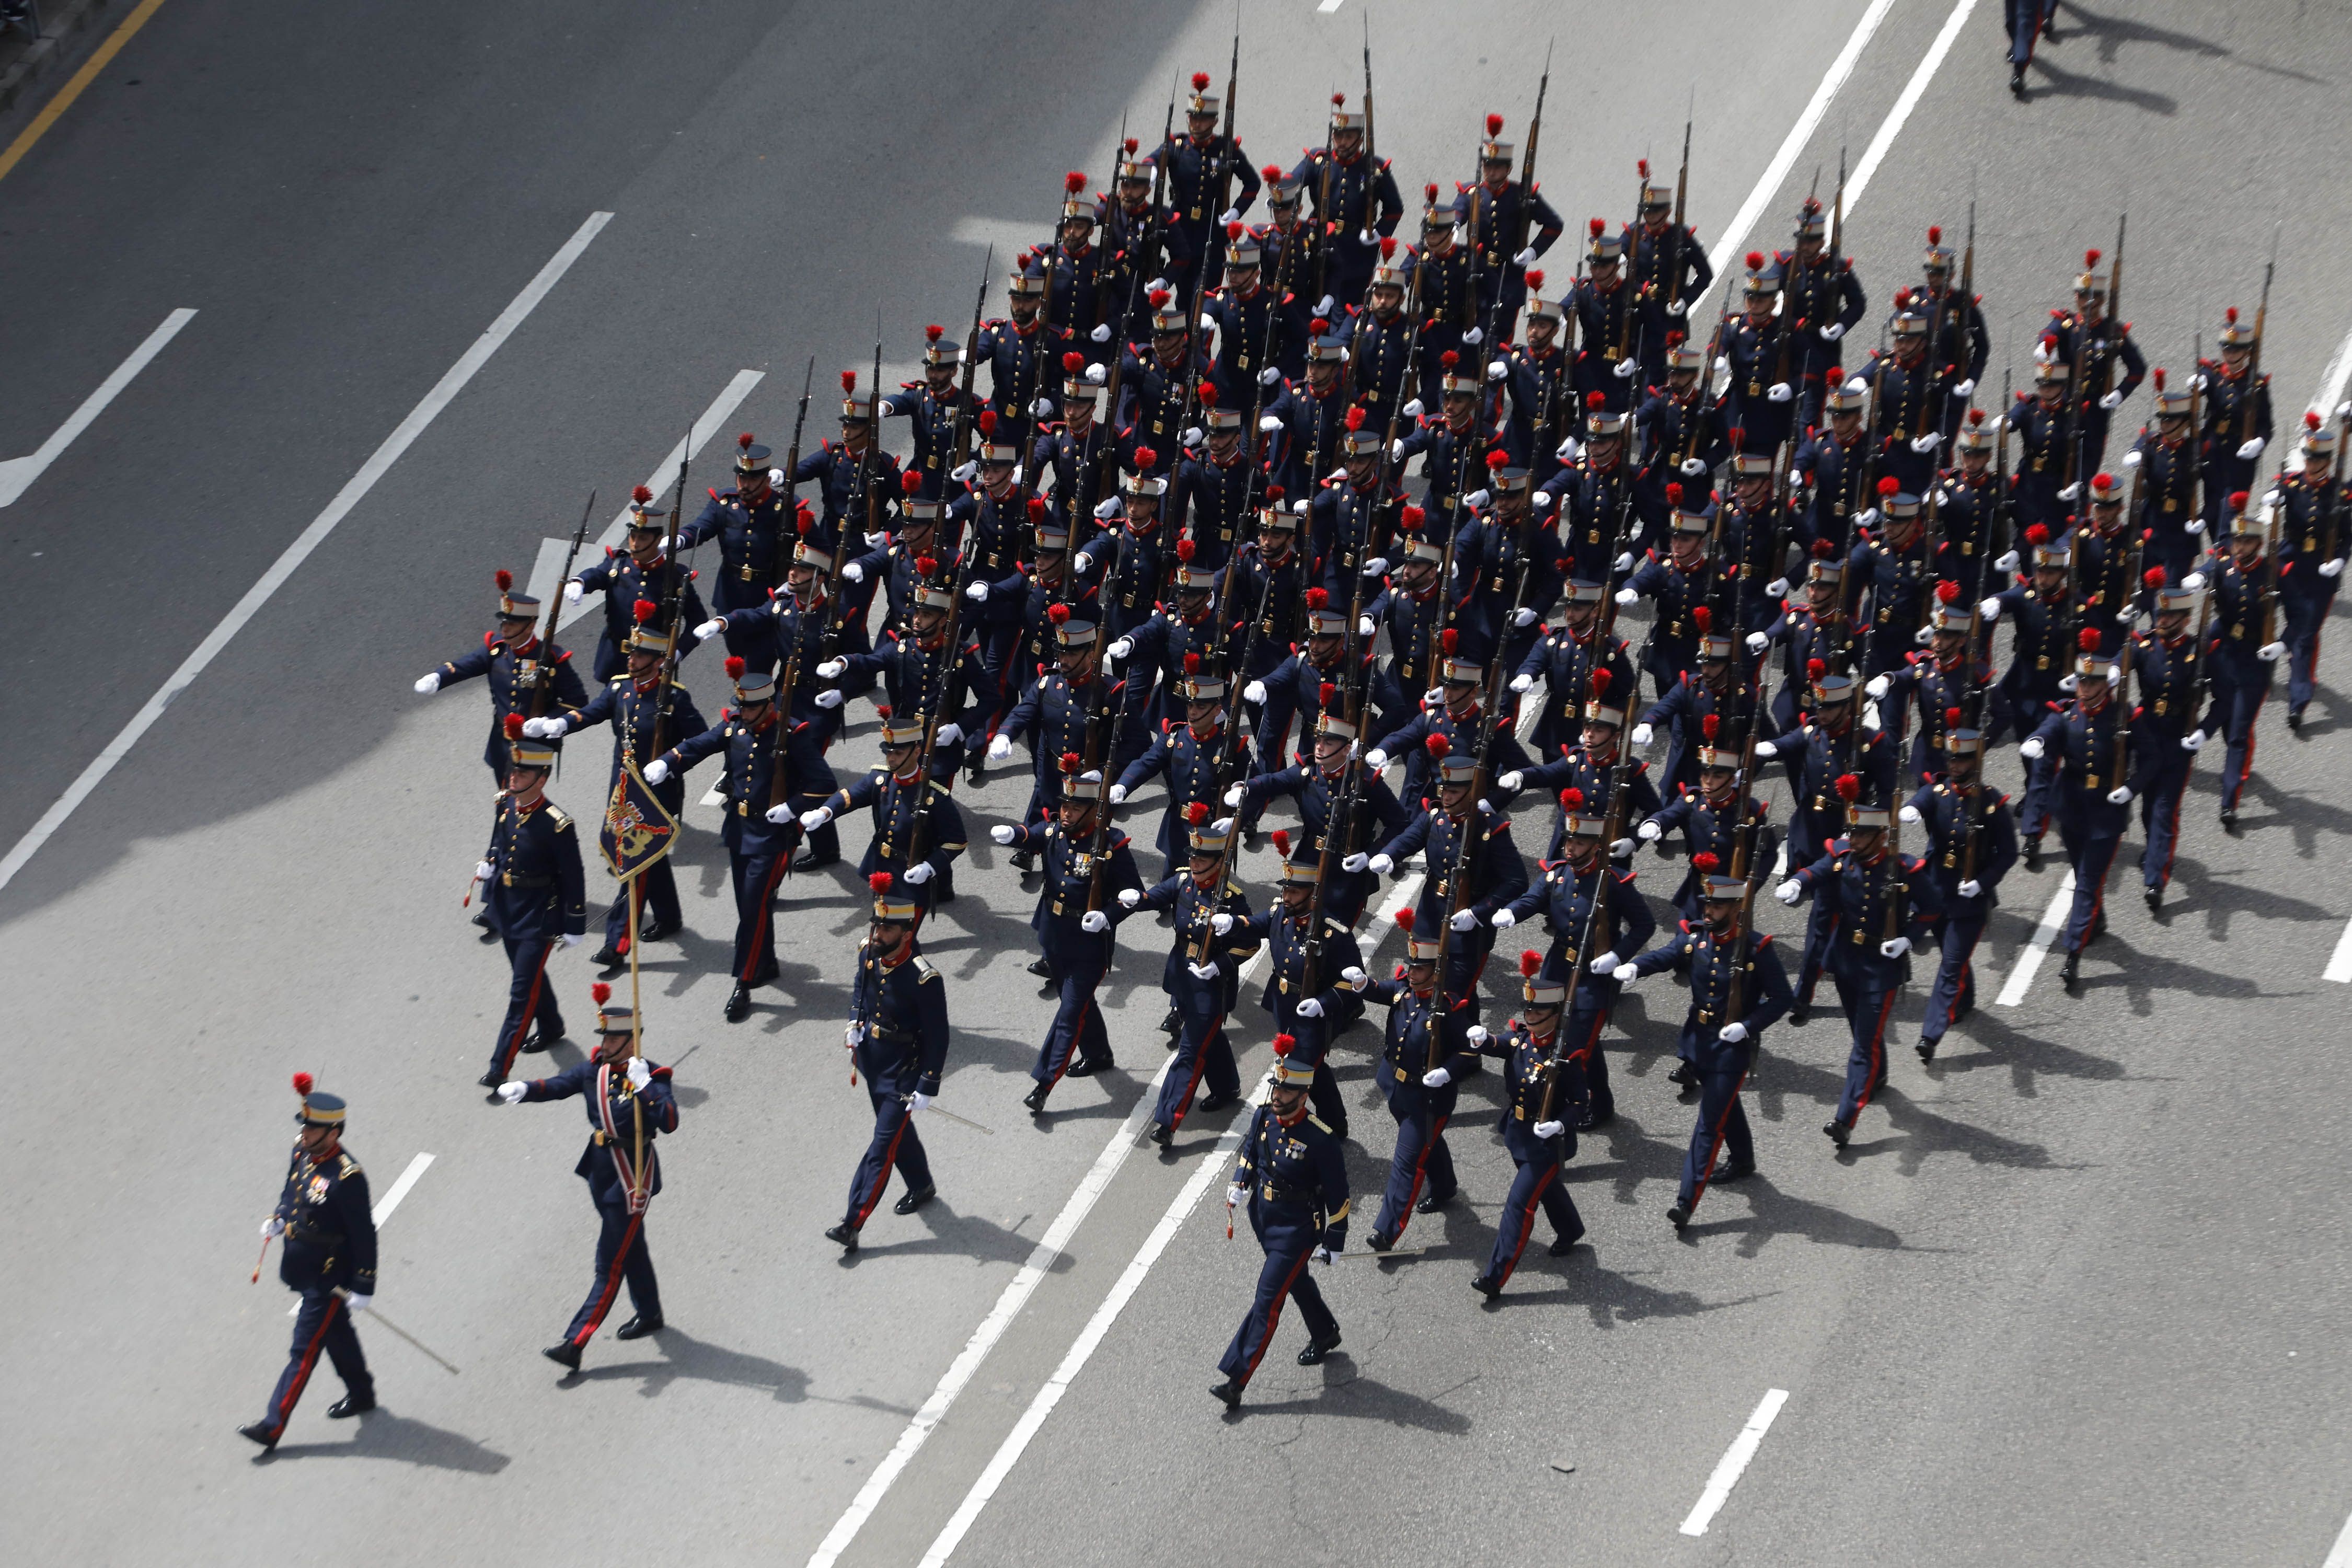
[6,2,2351,1564]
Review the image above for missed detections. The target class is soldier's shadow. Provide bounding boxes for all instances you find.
[1929,1005,2126,1097]
[261,1410,511,1473]
[2069,937,2284,1014]
[2165,852,2341,941]
[914,894,1046,985]
[565,1327,810,1403]
[1677,1174,1914,1257]
[2224,774,2352,861]
[1491,1263,1778,1330]
[835,1201,1073,1273]
[1228,1367,1475,1434]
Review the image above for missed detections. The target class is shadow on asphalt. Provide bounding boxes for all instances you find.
[1229,1368,1474,1434]
[564,1327,810,1402]
[827,1200,1075,1273]
[262,1409,512,1472]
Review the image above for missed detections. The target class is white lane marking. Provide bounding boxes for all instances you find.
[0,213,612,897]
[921,1080,1267,1564]
[294,1151,435,1313]
[950,216,1049,260]
[0,308,198,506]
[2314,322,2352,425]
[1995,871,2076,1006]
[2323,919,2352,984]
[1316,0,1346,11]
[554,368,767,630]
[1695,0,1900,308]
[2323,1502,2352,1568]
[806,1050,1177,1566]
[1680,1387,1791,1536]
[1846,0,1979,210]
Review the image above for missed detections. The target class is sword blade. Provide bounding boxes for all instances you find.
[346,1297,460,1375]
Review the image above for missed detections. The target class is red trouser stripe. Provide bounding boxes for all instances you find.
[1851,989,1899,1115]
[1239,1249,1314,1387]
[1392,1112,1451,1243]
[1689,1068,1751,1214]
[1498,1159,1559,1288]
[271,1295,343,1435]
[853,1115,911,1229]
[1046,999,1093,1089]
[497,944,556,1079]
[570,1212,645,1347]
[740,851,793,984]
[1171,1013,1224,1128]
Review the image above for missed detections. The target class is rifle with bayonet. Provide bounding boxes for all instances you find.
[527,492,595,717]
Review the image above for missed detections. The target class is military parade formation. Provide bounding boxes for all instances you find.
[245,55,2352,1435]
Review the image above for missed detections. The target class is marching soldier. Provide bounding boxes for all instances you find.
[1916,226,1989,437]
[1244,706,1411,930]
[1776,198,1867,425]
[1634,627,1747,801]
[1872,587,1994,781]
[1120,805,1260,1143]
[798,716,967,915]
[1032,176,1110,353]
[790,373,903,654]
[1210,1041,1351,1410]
[494,984,679,1370]
[1095,143,1162,349]
[1502,273,1575,483]
[645,656,828,1021]
[1036,353,1115,533]
[680,432,793,608]
[976,267,1072,455]
[1171,387,1266,571]
[529,612,709,969]
[1754,674,1896,1021]
[416,570,585,787]
[2044,248,2146,481]
[1117,300,1209,480]
[1570,222,1642,412]
[991,766,1144,1112]
[2006,354,2076,534]
[1635,339,1732,533]
[826,572,999,781]
[1620,163,1709,389]
[2273,413,2348,730]
[1368,748,1530,999]
[1900,728,2018,1060]
[2071,471,2140,652]
[1545,394,1641,582]
[1346,240,1420,417]
[1113,659,1234,883]
[1499,698,1660,863]
[1618,489,1721,700]
[473,716,585,1090]
[1288,94,1402,311]
[1861,297,1956,495]
[698,537,849,866]
[1720,251,1797,454]
[2020,631,2139,989]
[1847,483,1938,678]
[1359,915,1482,1251]
[1250,593,1405,779]
[2204,495,2286,826]
[1980,530,2080,862]
[240,1077,376,1451]
[2197,307,2274,533]
[1494,795,1657,1125]
[1252,166,1323,381]
[1510,580,1637,758]
[825,875,950,1252]
[1156,71,1260,299]
[1408,186,1480,413]
[1458,114,1563,329]
[1719,445,1797,632]
[881,327,971,501]
[567,488,710,681]
[2126,370,2206,583]
[1754,557,1855,734]
[1081,457,1174,641]
[1935,409,2007,601]
[1775,792,1942,1148]
[1612,874,1794,1227]
[1321,403,1418,595]
[1367,642,1534,806]
[1472,955,1589,1297]
[1635,745,1779,925]
[2122,575,2206,909]
[987,610,1134,859]
[1794,381,1878,558]
[1448,465,1563,675]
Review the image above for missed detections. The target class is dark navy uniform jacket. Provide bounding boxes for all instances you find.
[880,382,972,500]
[1234,1103,1351,1249]
[436,632,587,775]
[849,944,950,1097]
[1502,858,1657,1004]
[1777,717,1897,862]
[1117,719,1234,859]
[1220,543,1308,683]
[1138,872,1261,1007]
[575,549,710,667]
[2276,470,2352,599]
[1788,844,1944,985]
[2026,698,2141,831]
[1003,820,1144,967]
[1287,145,1404,293]
[977,315,1077,448]
[1794,430,1877,556]
[1001,670,1148,802]
[667,708,831,857]
[1721,313,1800,452]
[1363,975,1480,1113]
[1903,778,2019,921]
[1156,131,1262,266]
[682,483,794,606]
[1483,1023,1582,1156]
[1240,906,1367,1063]
[1620,217,1712,350]
[2205,557,2275,685]
[517,1058,679,1206]
[1515,745,1663,855]
[1514,624,1636,757]
[1643,792,1778,913]
[1379,803,1529,931]
[482,793,587,940]
[1627,924,1794,1071]
[1772,249,1867,386]
[1990,582,2074,703]
[274,1146,377,1295]
[1171,447,1262,569]
[2127,628,2213,744]
[713,589,846,733]
[1543,455,1641,582]
[1242,760,1409,925]
[845,628,999,747]
[828,767,967,893]
[569,675,711,818]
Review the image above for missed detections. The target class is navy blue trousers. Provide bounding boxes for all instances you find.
[562,1202,659,1347]
[491,936,562,1078]
[2058,824,2122,952]
[844,1083,932,1231]
[1679,1060,1755,1210]
[1920,914,1985,1046]
[1218,1224,1337,1386]
[729,847,789,984]
[260,1288,371,1439]
[1484,1143,1582,1288]
[1031,958,1112,1086]
[1155,1008,1239,1131]
[1371,1089,1456,1241]
[1831,973,1901,1125]
[603,861,681,947]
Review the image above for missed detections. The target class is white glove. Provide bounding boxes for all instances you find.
[1746,631,1771,655]
[1107,784,1128,804]
[642,758,670,785]
[1449,908,1478,931]
[1464,489,1491,510]
[1401,398,1425,419]
[1665,297,1687,318]
[1422,1066,1453,1088]
[1856,508,1882,528]
[1341,966,1369,986]
[2185,516,2207,536]
[1117,886,1143,908]
[2182,729,2205,753]
[909,1091,933,1114]
[1767,382,1793,403]
[1953,378,1976,400]
[1210,912,1236,934]
[1076,540,1106,564]
[1512,606,1539,628]
[1219,206,1241,226]
[1033,396,1056,418]
[474,858,495,883]
[1715,355,1731,376]
[989,824,1018,845]
[1719,1021,1749,1044]
[1865,675,1890,700]
[2057,482,2081,502]
[497,1081,527,1104]
[1679,457,1708,477]
[560,933,581,949]
[2257,641,2286,662]
[1258,367,1282,388]
[2183,572,2207,591]
[1609,837,1636,858]
[1978,596,2005,621]
[1957,878,1982,898]
[1181,426,1204,450]
[1370,852,1395,874]
[2122,448,2146,470]
[1509,245,1538,267]
[814,688,845,709]
[1533,1119,1566,1139]
[1630,723,1655,746]
[1242,679,1267,705]
[841,560,868,584]
[1898,803,1922,825]
[2230,435,2265,460]
[1080,909,1111,932]
[1754,740,1778,759]
[1613,551,1634,572]
[1491,908,1517,929]
[1463,327,1484,347]
[1086,363,1108,385]
[903,861,935,885]
[1775,878,1803,905]
[766,803,796,824]
[1634,819,1662,844]
[1090,322,1113,343]
[261,1215,285,1238]
[2322,559,2347,579]
[2105,785,2132,805]
[1991,548,2022,573]
[414,672,440,695]
[1615,587,1640,607]
[1819,322,1845,342]
[1613,358,1638,381]
[1294,497,1312,513]
[988,733,1014,761]
[1879,936,1911,959]
[2019,737,2045,759]
[1315,295,1338,318]
[345,1294,373,1313]
[951,460,979,483]
[1293,995,1326,1021]
[933,722,963,748]
[1341,852,1369,873]
[1588,951,1620,975]
[1313,1246,1335,1265]
[960,580,989,605]
[1364,748,1389,771]
[625,1057,652,1091]
[1488,360,1509,381]
[535,716,569,738]
[1390,439,1406,461]
[1359,615,1377,637]
[563,579,585,604]
[1495,770,1523,792]
[1227,1182,1248,1207]
[1510,673,1535,694]
[1611,962,1641,985]
[1188,961,1221,980]
[1910,433,1940,454]
[696,616,728,640]
[814,657,849,678]
[2100,390,2125,411]
[1555,435,1583,464]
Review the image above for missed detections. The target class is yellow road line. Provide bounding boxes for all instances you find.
[0,0,174,186]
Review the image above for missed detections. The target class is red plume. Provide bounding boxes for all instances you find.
[1935,579,1961,604]
[1176,537,1197,561]
[632,597,658,624]
[1692,852,1721,872]
[1400,505,1425,531]
[1380,237,1398,260]
[1835,773,1860,802]
[1967,408,1985,426]
[503,713,526,739]
[1345,406,1367,430]
[2226,306,2240,324]
[1184,651,1202,674]
[1272,1032,1296,1057]
[1811,538,1836,558]
[1198,379,1219,404]
[1394,907,1416,932]
[1134,446,1159,468]
[1331,92,1346,107]
[1486,112,1505,136]
[841,369,858,393]
[1048,602,1071,625]
[2093,470,2114,490]
[292,1072,314,1096]
[495,568,514,591]
[1526,269,1544,290]
[1065,170,1087,192]
[1261,162,1283,183]
[1059,750,1081,774]
[901,470,923,495]
[1148,286,1173,309]
[1440,628,1460,654]
[1063,350,1086,373]
[2078,627,2101,652]
[2025,523,2051,545]
[925,324,944,343]
[1192,70,1212,90]
[2153,368,2167,390]
[2308,410,2325,432]
[1424,182,1440,204]
[1425,734,1450,757]
[1693,605,1712,632]
[1185,801,1209,825]
[1440,349,1460,369]
[1589,217,1607,239]
[2229,490,2250,511]
[1877,475,1900,497]
[1701,713,1720,741]
[1027,497,1047,520]
[2084,248,2101,268]
[978,409,998,436]
[1946,706,1964,727]
[1666,482,1684,506]
[869,872,895,892]
[1586,391,1606,410]
[1272,828,1292,856]
[1485,449,1510,471]
[1559,787,1584,809]
[1928,225,1942,244]
[1520,949,1542,978]
[1806,657,1828,680]
[724,655,746,679]
[632,484,653,504]
[915,555,938,579]
[591,982,612,1005]
[1305,586,1330,610]
[1638,158,1650,178]
[1745,249,1765,271]
[1589,668,1612,695]
[1319,681,1337,706]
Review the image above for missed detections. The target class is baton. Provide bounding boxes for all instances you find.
[250,1232,273,1284]
[337,1290,460,1376]
[1337,1245,1434,1261]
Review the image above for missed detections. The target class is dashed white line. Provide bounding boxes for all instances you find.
[2323,919,2352,984]
[1680,1387,1790,1536]
[2323,1502,2352,1568]
[1845,0,1980,211]
[0,308,197,507]
[1996,870,2077,1006]
[0,212,612,896]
